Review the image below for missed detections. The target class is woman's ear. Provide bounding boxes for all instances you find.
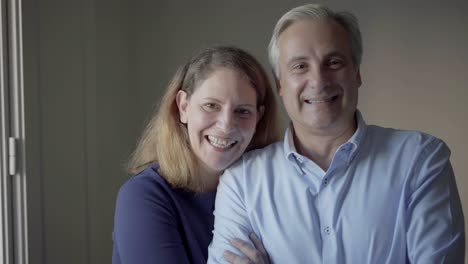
[176,90,189,124]
[257,105,265,123]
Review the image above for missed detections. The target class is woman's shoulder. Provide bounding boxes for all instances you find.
[117,163,175,205]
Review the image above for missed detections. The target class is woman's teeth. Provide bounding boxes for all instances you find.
[207,135,237,149]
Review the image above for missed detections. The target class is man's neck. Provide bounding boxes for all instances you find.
[293,118,357,172]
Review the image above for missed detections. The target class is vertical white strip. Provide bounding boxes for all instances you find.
[9,0,29,262]
[0,0,13,262]
[9,137,17,176]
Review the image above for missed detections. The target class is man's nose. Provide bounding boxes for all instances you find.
[309,66,330,89]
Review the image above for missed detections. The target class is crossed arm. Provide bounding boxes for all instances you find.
[208,138,465,263]
[405,139,465,263]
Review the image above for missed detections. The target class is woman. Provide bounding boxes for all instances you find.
[112,46,280,264]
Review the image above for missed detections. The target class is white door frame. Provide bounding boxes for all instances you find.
[1,0,28,263]
[1,0,13,261]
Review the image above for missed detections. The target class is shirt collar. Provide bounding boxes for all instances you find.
[284,125,296,159]
[284,125,306,175]
[345,110,367,163]
[283,110,368,168]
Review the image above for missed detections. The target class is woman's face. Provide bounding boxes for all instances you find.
[176,67,264,177]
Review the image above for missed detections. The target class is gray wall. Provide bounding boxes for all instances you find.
[23,0,133,263]
[23,0,468,263]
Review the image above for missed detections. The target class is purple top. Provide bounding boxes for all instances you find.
[112,163,216,264]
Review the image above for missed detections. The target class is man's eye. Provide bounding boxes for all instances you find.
[328,59,344,69]
[293,63,307,70]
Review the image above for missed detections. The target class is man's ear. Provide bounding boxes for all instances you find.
[271,69,283,96]
[356,68,362,88]
[275,77,283,96]
[176,90,189,124]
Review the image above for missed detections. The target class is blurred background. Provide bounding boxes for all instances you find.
[4,0,467,263]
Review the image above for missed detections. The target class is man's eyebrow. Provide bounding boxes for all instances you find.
[286,56,308,66]
[287,52,347,63]
[325,51,347,59]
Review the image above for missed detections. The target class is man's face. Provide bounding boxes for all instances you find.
[277,18,361,135]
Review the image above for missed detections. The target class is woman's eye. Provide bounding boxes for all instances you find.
[235,108,252,117]
[203,103,219,111]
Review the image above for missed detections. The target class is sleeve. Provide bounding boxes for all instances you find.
[207,164,254,263]
[112,176,190,264]
[406,138,465,263]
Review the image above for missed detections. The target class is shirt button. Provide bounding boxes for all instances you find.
[323,178,329,186]
[324,226,331,235]
[341,145,352,152]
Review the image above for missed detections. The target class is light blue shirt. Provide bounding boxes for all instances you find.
[208,111,464,263]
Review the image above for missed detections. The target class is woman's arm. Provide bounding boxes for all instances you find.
[112,176,190,264]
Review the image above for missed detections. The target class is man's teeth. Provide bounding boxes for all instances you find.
[305,96,337,104]
[207,135,237,149]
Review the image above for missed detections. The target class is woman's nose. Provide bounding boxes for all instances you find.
[216,110,236,133]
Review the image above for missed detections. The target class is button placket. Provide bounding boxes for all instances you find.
[323,177,329,186]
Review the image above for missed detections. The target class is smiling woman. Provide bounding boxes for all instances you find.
[176,67,264,187]
[112,46,280,264]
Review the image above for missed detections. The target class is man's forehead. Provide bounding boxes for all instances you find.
[280,19,349,42]
[278,19,352,58]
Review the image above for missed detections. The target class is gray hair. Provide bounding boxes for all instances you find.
[268,4,363,78]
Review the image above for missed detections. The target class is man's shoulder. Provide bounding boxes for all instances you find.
[365,125,450,158]
[242,141,285,164]
[223,141,285,180]
[366,124,444,145]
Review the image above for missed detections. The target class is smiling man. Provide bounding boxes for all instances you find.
[208,3,465,264]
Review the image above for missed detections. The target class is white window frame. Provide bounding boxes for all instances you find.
[1,0,13,262]
[1,0,28,263]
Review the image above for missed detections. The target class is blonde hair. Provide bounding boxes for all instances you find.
[127,46,281,192]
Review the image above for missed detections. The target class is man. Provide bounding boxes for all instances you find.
[208,3,465,263]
